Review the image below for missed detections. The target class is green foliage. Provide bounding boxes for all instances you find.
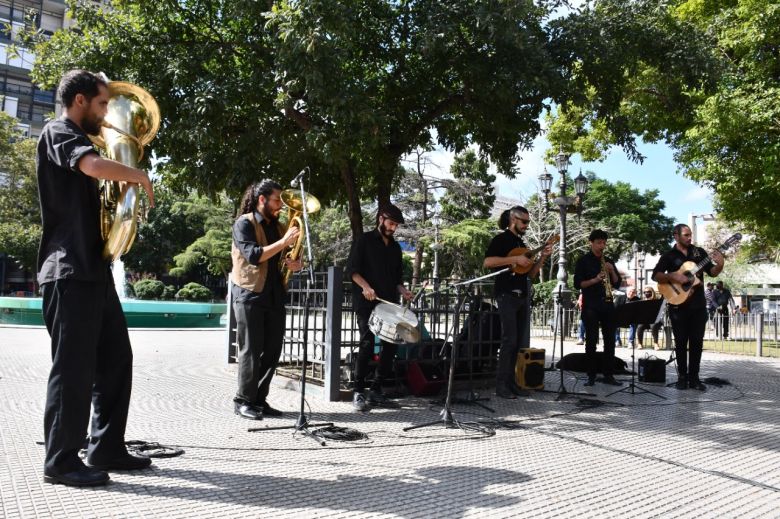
[438,219,496,277]
[122,186,211,277]
[175,282,212,302]
[133,279,165,300]
[0,113,40,271]
[170,195,234,280]
[439,150,496,225]
[162,284,177,300]
[307,204,354,268]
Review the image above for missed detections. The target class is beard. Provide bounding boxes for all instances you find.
[379,221,395,238]
[82,114,102,136]
[262,205,278,223]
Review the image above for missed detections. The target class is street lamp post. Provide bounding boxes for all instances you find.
[632,241,639,292]
[431,213,440,283]
[637,255,646,292]
[538,150,589,312]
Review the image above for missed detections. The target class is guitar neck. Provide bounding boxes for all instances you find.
[690,243,728,276]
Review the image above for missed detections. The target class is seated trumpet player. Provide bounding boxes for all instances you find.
[573,229,623,387]
[231,179,303,420]
[346,203,413,412]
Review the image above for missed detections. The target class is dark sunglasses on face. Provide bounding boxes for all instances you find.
[515,217,530,225]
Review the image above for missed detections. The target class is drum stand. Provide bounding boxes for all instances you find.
[249,169,336,445]
[404,269,507,433]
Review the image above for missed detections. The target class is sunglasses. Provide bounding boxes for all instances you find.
[514,217,530,224]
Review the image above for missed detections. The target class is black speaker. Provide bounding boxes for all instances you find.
[638,358,666,383]
[515,348,545,389]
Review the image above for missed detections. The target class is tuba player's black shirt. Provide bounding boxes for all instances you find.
[36,117,108,285]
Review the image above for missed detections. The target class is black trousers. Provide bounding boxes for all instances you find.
[496,293,528,389]
[41,279,133,475]
[637,322,663,345]
[354,307,398,393]
[669,305,708,381]
[717,308,730,338]
[582,304,617,378]
[234,302,285,405]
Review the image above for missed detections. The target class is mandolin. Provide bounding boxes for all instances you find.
[657,233,742,305]
[508,234,560,274]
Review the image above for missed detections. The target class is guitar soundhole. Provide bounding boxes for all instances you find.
[681,272,694,291]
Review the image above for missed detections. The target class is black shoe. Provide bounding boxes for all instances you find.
[234,402,263,420]
[584,376,596,387]
[43,467,109,487]
[259,402,284,417]
[675,379,688,390]
[87,453,152,471]
[602,376,623,386]
[367,389,390,405]
[353,392,369,412]
[689,380,707,391]
[495,387,517,399]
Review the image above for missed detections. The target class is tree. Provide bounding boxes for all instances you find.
[436,218,496,277]
[0,112,40,272]
[121,186,211,277]
[439,150,496,225]
[169,195,234,281]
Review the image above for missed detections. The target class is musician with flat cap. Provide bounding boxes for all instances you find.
[483,205,552,399]
[652,224,724,391]
[346,203,413,412]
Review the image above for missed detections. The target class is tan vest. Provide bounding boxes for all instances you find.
[230,213,287,293]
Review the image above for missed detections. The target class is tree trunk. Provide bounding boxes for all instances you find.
[412,245,422,285]
[340,161,363,239]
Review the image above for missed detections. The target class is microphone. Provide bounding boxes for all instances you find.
[290,167,308,188]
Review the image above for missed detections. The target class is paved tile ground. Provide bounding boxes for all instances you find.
[1,326,779,518]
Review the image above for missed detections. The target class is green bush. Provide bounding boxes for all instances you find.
[175,282,212,302]
[162,284,177,300]
[133,279,165,300]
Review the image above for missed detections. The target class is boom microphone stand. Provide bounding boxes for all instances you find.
[249,168,335,445]
[404,269,507,433]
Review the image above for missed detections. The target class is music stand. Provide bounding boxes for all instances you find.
[404,269,506,433]
[606,298,666,399]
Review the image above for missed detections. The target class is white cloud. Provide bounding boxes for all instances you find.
[683,186,711,202]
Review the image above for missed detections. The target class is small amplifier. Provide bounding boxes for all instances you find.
[638,357,666,383]
[406,361,445,396]
[515,348,545,389]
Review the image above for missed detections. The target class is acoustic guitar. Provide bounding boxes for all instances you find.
[657,233,742,305]
[508,234,560,275]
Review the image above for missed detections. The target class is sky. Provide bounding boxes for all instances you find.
[420,135,715,226]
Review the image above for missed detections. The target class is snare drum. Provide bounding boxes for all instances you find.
[368,302,420,344]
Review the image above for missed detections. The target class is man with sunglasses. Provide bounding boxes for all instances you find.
[484,206,552,399]
[347,203,414,412]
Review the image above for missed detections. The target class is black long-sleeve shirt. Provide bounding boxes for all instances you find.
[574,252,621,310]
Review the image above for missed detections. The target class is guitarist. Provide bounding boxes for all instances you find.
[484,206,552,399]
[652,224,724,391]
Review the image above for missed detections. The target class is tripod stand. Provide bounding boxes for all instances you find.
[607,298,666,399]
[404,269,507,433]
[249,170,335,445]
[543,286,595,400]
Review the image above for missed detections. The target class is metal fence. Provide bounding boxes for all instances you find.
[226,270,780,401]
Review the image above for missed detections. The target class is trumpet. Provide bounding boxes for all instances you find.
[279,188,320,285]
[600,255,613,303]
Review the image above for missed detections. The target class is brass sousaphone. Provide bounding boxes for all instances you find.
[279,188,320,285]
[88,81,160,261]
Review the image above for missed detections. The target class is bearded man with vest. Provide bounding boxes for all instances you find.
[230,179,302,420]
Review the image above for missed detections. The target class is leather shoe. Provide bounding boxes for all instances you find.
[675,379,688,390]
[689,380,707,391]
[259,402,284,417]
[87,453,152,471]
[584,376,596,387]
[44,467,109,487]
[602,376,623,386]
[495,387,517,399]
[234,402,262,420]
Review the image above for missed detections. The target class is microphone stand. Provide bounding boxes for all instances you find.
[249,169,335,445]
[404,269,508,433]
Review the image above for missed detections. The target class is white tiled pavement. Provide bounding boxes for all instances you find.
[1,326,778,518]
